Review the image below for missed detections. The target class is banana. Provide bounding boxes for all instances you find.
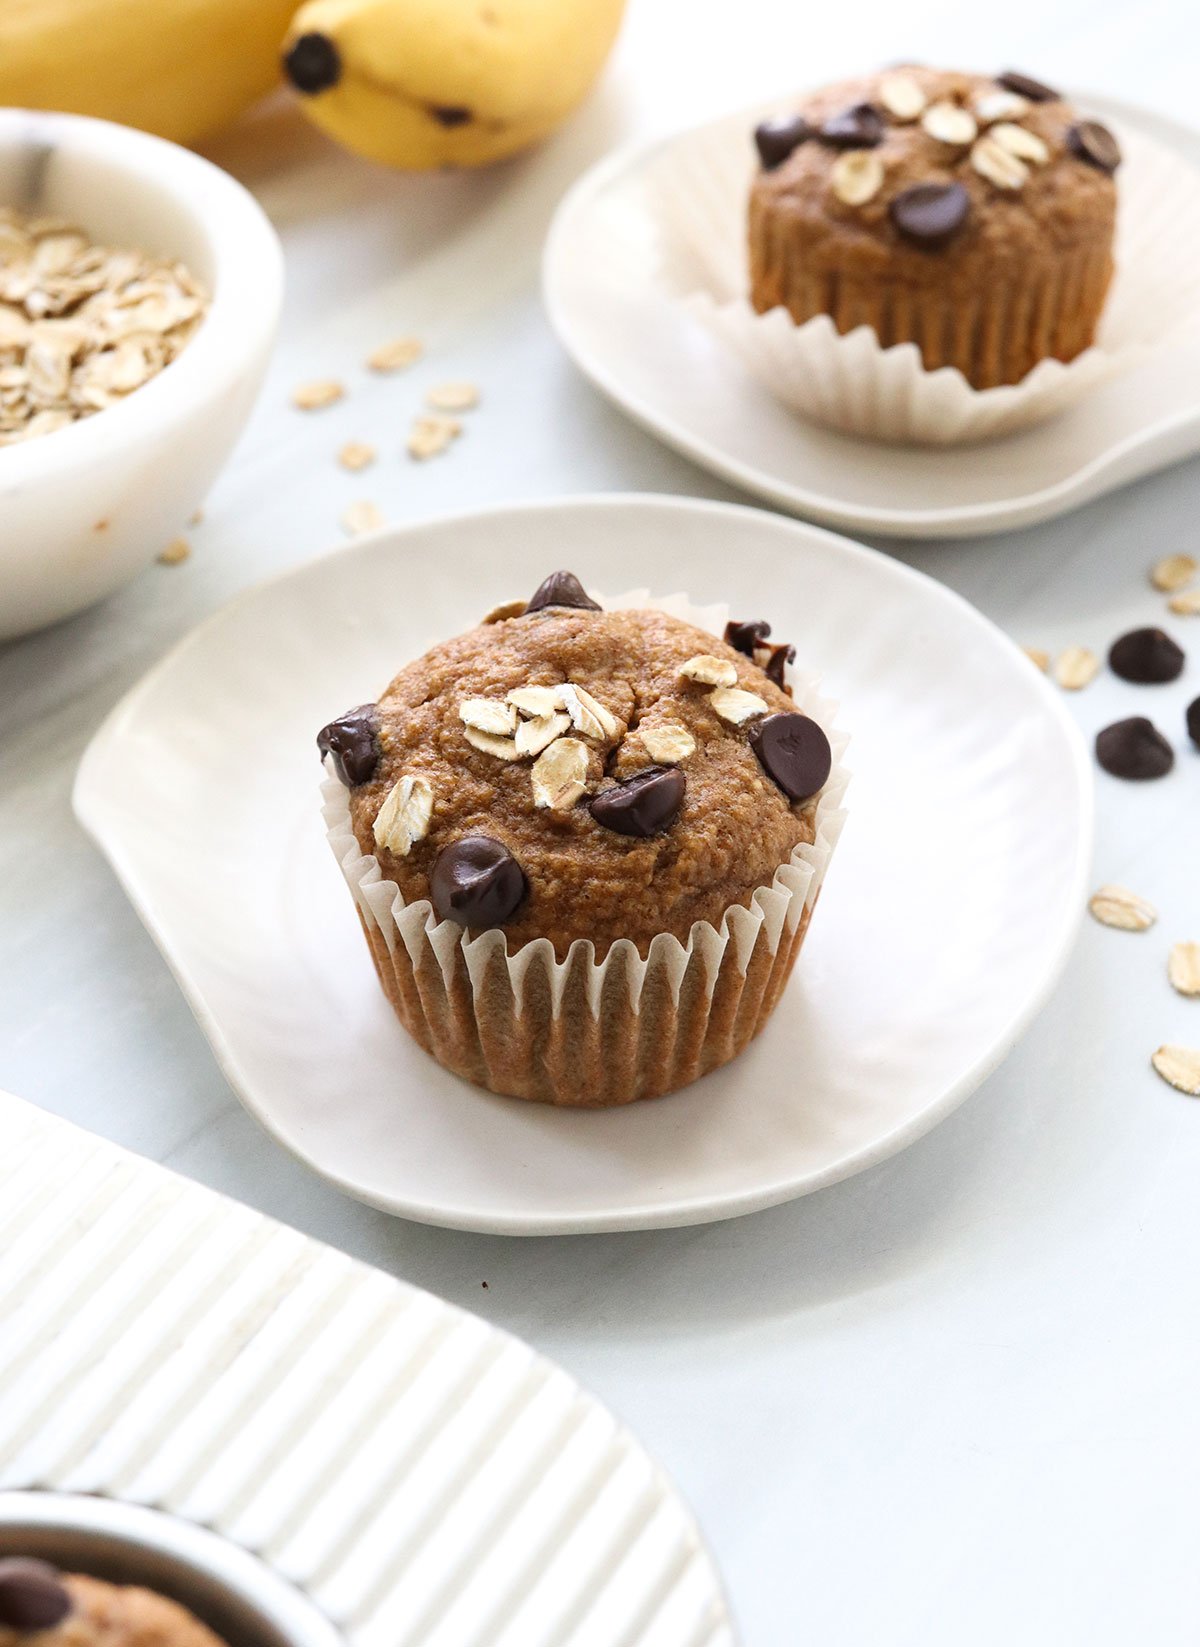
[0,0,299,146]
[282,0,627,170]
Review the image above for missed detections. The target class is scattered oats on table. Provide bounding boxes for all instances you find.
[1151,1045,1200,1097]
[1022,646,1050,672]
[341,499,384,536]
[1087,884,1156,932]
[292,377,344,411]
[1149,553,1197,592]
[367,336,423,372]
[1168,941,1200,997]
[338,439,376,472]
[1053,646,1099,691]
[0,206,207,446]
[1167,588,1200,616]
[157,536,190,567]
[425,380,480,412]
[407,412,462,460]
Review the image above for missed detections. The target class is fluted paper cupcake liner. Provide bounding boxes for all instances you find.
[323,590,849,1108]
[650,110,1200,444]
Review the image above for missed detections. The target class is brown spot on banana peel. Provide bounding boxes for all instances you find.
[429,105,473,127]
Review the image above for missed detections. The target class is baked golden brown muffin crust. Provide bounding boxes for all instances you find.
[319,573,841,1104]
[339,596,821,959]
[749,66,1120,386]
[0,1564,227,1647]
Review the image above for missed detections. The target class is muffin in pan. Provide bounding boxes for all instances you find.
[749,66,1121,387]
[0,1558,226,1647]
[320,572,847,1106]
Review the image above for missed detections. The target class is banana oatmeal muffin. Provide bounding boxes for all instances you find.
[750,65,1121,387]
[0,1559,226,1647]
[320,571,845,1105]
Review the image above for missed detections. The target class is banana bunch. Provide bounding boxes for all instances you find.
[281,0,628,170]
[0,0,299,146]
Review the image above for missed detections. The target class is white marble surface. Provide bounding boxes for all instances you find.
[3,2,1200,1642]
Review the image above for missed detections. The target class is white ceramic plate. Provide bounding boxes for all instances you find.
[543,94,1200,540]
[74,496,1092,1234]
[0,1091,734,1647]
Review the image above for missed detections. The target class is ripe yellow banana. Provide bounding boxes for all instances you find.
[282,0,627,170]
[0,0,299,146]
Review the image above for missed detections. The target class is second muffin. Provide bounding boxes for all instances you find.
[749,66,1121,388]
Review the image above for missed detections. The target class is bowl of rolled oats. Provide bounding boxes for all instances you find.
[0,108,282,639]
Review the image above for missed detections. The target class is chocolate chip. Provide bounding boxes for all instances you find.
[996,70,1061,102]
[819,102,885,149]
[317,704,379,786]
[754,115,811,170]
[526,571,602,613]
[1067,119,1122,174]
[431,836,527,928]
[750,713,832,801]
[1108,627,1185,683]
[1187,696,1200,750]
[0,1560,72,1631]
[590,766,686,837]
[760,641,796,689]
[1095,717,1174,780]
[282,32,342,94]
[889,182,971,248]
[724,618,772,657]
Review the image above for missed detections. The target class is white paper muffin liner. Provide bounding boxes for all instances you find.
[322,589,849,1107]
[650,109,1200,444]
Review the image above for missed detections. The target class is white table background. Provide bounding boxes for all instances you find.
[3,2,1200,1642]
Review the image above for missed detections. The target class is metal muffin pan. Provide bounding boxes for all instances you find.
[0,1492,343,1647]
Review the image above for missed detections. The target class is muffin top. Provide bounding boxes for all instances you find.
[751,66,1119,286]
[0,1561,226,1647]
[321,573,833,960]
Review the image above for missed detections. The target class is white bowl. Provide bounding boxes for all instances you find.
[0,109,283,639]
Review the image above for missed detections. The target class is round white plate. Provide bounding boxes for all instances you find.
[0,1089,734,1646]
[543,94,1200,540]
[74,496,1092,1234]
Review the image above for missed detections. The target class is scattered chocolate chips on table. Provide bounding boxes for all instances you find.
[1108,626,1185,683]
[819,102,886,149]
[1188,695,1200,749]
[1095,716,1174,780]
[996,70,1061,102]
[526,570,602,614]
[754,114,811,170]
[591,766,686,837]
[750,712,833,801]
[1067,120,1122,174]
[317,704,379,786]
[0,1560,73,1631]
[431,836,527,927]
[889,182,971,248]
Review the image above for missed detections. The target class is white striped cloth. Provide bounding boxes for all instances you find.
[0,1092,734,1647]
